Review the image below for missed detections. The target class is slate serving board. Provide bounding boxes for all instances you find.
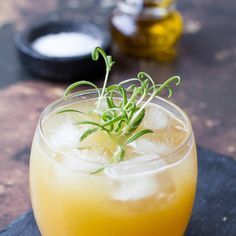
[1,147,236,236]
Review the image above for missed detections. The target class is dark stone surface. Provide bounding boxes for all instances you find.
[0,147,235,236]
[0,212,40,236]
[0,0,236,229]
[185,147,236,236]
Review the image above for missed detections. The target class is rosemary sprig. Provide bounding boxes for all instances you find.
[58,47,181,174]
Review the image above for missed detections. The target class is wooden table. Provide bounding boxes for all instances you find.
[0,0,235,228]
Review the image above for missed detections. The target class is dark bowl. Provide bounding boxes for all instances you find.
[15,21,110,81]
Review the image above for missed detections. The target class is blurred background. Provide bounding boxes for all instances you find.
[0,0,235,229]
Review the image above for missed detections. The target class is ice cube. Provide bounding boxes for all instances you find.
[62,149,105,172]
[129,138,171,155]
[48,117,87,149]
[154,173,176,204]
[143,105,168,130]
[70,147,109,162]
[105,156,168,201]
[111,176,158,201]
[105,159,175,202]
[105,155,167,177]
[95,100,108,111]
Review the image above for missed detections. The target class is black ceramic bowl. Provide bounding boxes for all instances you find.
[15,21,110,81]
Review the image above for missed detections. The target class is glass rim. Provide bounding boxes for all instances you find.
[38,89,194,173]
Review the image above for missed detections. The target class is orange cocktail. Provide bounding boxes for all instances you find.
[30,91,197,236]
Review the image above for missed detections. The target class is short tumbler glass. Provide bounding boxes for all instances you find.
[30,90,197,236]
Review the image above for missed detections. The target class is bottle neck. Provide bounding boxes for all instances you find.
[117,0,176,19]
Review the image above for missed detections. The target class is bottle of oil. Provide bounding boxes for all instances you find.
[110,0,183,61]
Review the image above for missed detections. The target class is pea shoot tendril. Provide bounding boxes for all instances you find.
[59,47,181,174]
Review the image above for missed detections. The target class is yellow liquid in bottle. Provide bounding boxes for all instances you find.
[110,9,183,61]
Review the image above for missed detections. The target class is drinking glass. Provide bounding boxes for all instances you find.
[30,90,197,236]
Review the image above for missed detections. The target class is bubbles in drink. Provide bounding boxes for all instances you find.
[155,173,176,205]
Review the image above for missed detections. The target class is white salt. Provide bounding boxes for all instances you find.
[32,32,101,57]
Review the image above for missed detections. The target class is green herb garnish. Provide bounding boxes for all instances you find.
[59,47,181,174]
